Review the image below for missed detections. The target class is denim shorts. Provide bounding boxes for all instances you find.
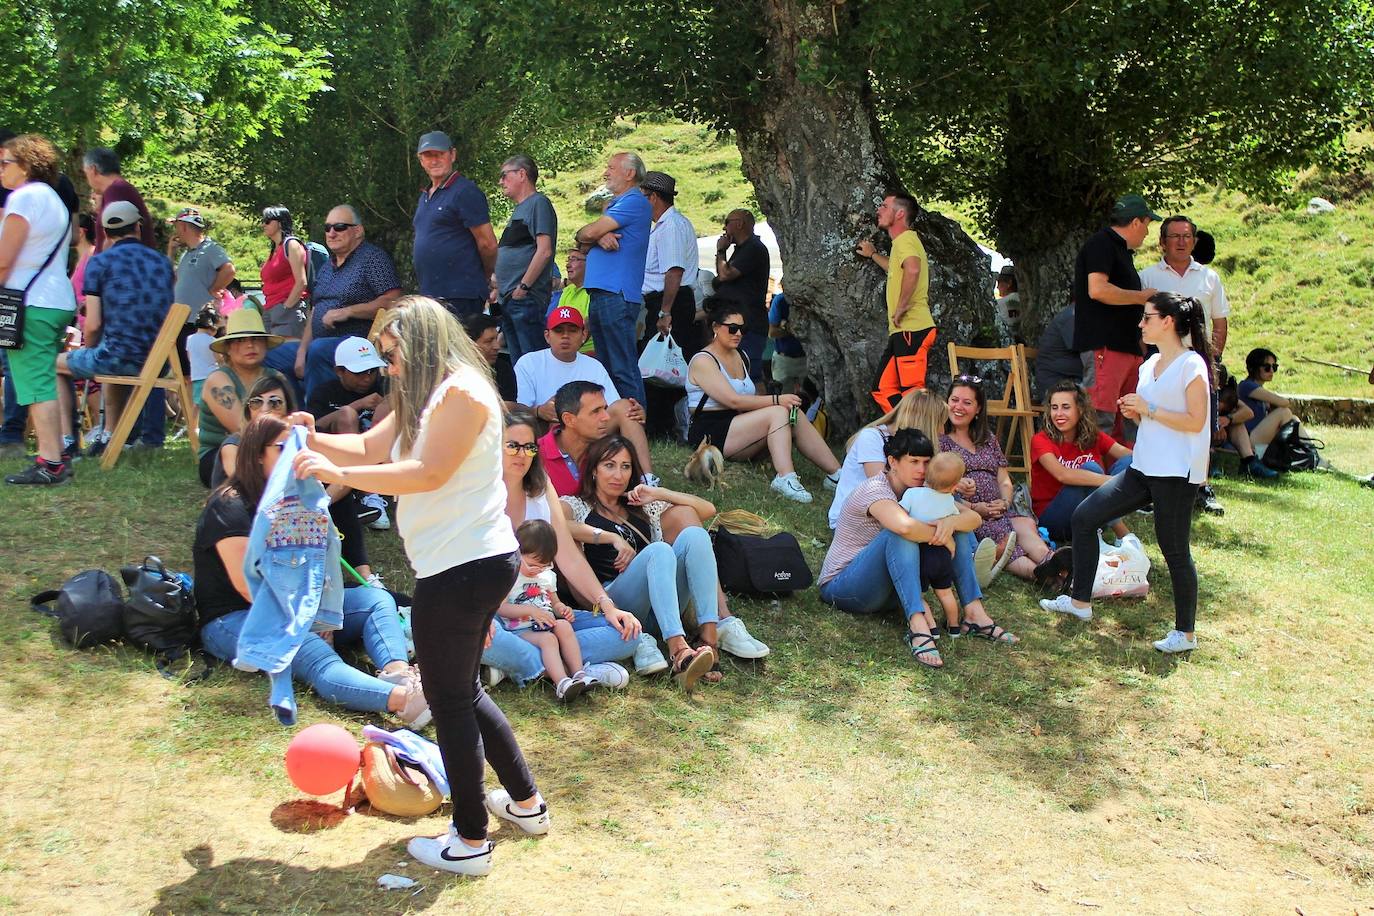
[66,346,144,380]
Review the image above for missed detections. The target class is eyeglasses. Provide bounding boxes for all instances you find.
[498,168,521,179]
[0,158,18,167]
[1164,233,1195,241]
[504,441,540,456]
[1260,362,1278,371]
[323,222,357,233]
[717,322,745,334]
[953,373,983,386]
[380,346,400,366]
[247,395,288,411]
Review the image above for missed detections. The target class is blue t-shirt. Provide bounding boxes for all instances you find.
[583,188,652,305]
[310,241,402,339]
[82,239,174,364]
[768,292,804,357]
[413,173,492,300]
[1238,379,1268,432]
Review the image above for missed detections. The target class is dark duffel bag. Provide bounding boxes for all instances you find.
[31,569,125,649]
[713,529,813,597]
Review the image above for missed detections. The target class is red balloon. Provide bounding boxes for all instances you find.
[285,724,361,796]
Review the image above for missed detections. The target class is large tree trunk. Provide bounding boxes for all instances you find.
[1000,226,1094,345]
[732,2,1001,439]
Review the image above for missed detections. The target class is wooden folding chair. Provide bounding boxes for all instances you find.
[947,342,1036,479]
[1020,345,1043,417]
[95,302,198,470]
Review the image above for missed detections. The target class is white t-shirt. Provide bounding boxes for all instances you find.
[391,364,519,578]
[1,182,75,312]
[1138,259,1230,341]
[642,206,699,295]
[900,486,959,523]
[828,425,888,529]
[1132,351,1211,484]
[515,349,620,409]
[186,330,219,382]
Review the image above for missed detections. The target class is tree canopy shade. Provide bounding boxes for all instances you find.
[0,0,331,162]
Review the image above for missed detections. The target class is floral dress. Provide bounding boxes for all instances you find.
[939,432,1028,563]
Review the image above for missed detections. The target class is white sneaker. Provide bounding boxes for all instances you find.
[770,472,813,504]
[378,665,432,728]
[554,675,585,702]
[973,537,997,588]
[823,471,840,491]
[716,615,770,658]
[642,472,661,487]
[582,661,629,689]
[485,789,551,835]
[633,633,668,675]
[407,828,492,876]
[362,493,391,530]
[1040,594,1092,621]
[364,572,386,589]
[483,665,506,688]
[1153,630,1197,653]
[987,531,1017,585]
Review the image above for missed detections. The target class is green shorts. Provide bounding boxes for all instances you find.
[7,306,70,405]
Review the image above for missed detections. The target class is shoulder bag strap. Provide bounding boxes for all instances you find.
[689,351,727,426]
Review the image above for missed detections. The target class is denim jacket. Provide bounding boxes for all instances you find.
[233,426,343,724]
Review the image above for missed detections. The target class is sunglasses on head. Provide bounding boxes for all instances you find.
[953,373,983,387]
[504,441,540,456]
[717,322,745,334]
[323,222,357,233]
[247,395,288,411]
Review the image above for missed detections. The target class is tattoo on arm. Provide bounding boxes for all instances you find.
[211,385,236,411]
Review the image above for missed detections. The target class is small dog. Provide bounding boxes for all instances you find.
[684,437,725,489]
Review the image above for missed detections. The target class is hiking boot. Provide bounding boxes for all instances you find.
[5,460,72,486]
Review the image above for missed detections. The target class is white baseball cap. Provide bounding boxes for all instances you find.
[334,336,387,373]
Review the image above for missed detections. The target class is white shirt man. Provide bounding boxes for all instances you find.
[1138,216,1230,359]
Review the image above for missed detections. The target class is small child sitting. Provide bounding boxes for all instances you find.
[499,520,597,701]
[899,451,965,636]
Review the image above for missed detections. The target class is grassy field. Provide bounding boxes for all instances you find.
[1,426,1372,912]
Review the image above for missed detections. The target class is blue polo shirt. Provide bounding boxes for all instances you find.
[82,239,174,363]
[413,172,491,300]
[583,187,652,305]
[769,292,805,357]
[309,240,402,339]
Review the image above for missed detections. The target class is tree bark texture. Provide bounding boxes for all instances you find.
[732,1,1002,439]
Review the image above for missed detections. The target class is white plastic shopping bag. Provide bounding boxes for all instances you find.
[639,332,688,387]
[1091,533,1151,599]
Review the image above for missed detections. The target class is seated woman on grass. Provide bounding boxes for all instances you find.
[1030,381,1134,544]
[197,309,287,487]
[193,414,429,726]
[1239,348,1314,459]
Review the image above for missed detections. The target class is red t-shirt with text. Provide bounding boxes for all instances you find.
[1030,430,1119,515]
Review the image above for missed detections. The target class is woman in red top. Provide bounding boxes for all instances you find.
[1031,381,1133,542]
[258,205,308,338]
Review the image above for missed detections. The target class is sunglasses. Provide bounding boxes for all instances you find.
[261,217,278,225]
[323,222,357,233]
[504,441,540,456]
[953,373,983,386]
[1260,362,1278,370]
[717,322,745,334]
[1141,311,1164,321]
[247,395,288,411]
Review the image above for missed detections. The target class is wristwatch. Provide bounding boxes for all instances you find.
[1147,401,1158,420]
[518,282,532,292]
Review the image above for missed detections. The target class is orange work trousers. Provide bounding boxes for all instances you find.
[871,327,936,413]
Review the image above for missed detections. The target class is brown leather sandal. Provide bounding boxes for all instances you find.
[671,645,716,691]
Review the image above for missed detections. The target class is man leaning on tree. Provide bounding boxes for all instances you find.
[858,194,933,412]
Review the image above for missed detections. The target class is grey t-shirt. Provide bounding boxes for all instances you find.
[174,239,232,310]
[495,192,557,304]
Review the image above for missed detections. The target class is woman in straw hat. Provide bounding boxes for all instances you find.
[196,308,285,485]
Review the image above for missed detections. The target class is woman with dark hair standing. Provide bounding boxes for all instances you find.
[292,296,542,876]
[259,205,308,338]
[1041,293,1214,654]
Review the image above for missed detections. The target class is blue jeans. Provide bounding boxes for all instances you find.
[819,529,981,621]
[603,527,719,641]
[587,289,647,407]
[499,294,549,367]
[481,609,635,685]
[1037,455,1133,542]
[201,587,408,713]
[262,339,334,404]
[740,331,767,381]
[1,352,25,444]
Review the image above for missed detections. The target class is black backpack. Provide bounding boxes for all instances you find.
[712,529,814,597]
[120,556,200,668]
[31,569,125,649]
[1262,418,1323,472]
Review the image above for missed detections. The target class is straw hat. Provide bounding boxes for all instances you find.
[211,308,285,354]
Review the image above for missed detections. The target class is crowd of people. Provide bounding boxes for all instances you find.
[0,125,1347,878]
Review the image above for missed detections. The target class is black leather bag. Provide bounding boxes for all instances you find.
[1262,418,1323,472]
[713,529,813,597]
[120,556,199,658]
[31,569,126,649]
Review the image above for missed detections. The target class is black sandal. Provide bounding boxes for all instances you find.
[902,630,944,669]
[960,620,1018,644]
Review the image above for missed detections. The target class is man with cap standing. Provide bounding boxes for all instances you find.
[494,153,557,363]
[412,130,497,319]
[58,201,174,457]
[168,207,235,310]
[1072,193,1161,438]
[640,171,701,356]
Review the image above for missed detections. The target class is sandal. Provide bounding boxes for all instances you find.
[672,645,716,691]
[901,630,944,669]
[960,620,1019,644]
[692,637,725,684]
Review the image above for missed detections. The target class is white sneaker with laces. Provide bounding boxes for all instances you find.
[823,471,840,491]
[770,472,813,504]
[633,633,668,675]
[407,828,492,875]
[554,675,585,701]
[582,661,629,689]
[485,789,551,835]
[1153,630,1197,653]
[716,615,770,658]
[483,665,506,688]
[364,572,386,589]
[361,493,391,530]
[1040,594,1092,621]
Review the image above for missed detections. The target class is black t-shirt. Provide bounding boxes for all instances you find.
[582,507,651,583]
[193,489,254,627]
[715,235,771,335]
[494,353,517,403]
[1073,227,1143,354]
[306,376,386,421]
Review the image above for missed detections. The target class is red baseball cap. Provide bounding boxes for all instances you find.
[545,306,585,331]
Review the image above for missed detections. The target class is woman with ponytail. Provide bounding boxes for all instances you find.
[1039,293,1213,654]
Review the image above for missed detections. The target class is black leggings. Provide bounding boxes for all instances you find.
[411,551,532,842]
[329,491,369,572]
[1070,467,1200,633]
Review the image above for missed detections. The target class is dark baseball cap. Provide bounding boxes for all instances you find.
[641,171,677,198]
[1112,193,1163,222]
[416,131,453,154]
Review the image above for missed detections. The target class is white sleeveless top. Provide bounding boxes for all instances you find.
[685,350,755,412]
[391,364,518,578]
